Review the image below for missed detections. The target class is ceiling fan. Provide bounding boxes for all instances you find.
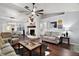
[21,3,65,18]
[24,3,44,16]
[0,15,16,19]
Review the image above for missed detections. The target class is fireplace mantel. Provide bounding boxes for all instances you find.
[27,26,36,28]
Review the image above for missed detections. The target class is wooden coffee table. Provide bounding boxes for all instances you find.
[19,40,42,56]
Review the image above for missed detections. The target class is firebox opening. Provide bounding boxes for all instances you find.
[30,29,35,36]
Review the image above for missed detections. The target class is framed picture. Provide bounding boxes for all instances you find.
[58,24,63,29]
[57,19,63,29]
[50,21,57,28]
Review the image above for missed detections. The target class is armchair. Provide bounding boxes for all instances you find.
[0,35,17,56]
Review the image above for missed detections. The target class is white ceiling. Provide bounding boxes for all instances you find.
[0,3,79,22]
[13,3,79,13]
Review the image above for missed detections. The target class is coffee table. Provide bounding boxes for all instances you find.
[19,40,42,56]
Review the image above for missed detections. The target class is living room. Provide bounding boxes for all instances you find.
[0,3,79,56]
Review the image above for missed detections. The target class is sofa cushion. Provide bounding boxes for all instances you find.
[0,43,17,56]
[0,36,4,43]
[5,51,16,56]
[2,38,11,43]
[0,43,3,49]
[1,44,15,55]
[52,32,59,37]
[0,49,3,56]
[1,32,11,38]
[43,36,56,40]
[12,38,19,41]
[44,32,52,36]
[0,36,5,48]
[48,36,56,40]
[1,43,11,49]
[43,36,48,39]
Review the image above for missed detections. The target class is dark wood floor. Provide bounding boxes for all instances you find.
[13,41,79,56]
[45,42,79,56]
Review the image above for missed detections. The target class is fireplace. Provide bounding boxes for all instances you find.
[30,29,35,36]
[27,26,36,36]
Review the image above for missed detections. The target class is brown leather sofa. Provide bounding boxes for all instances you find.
[0,32,12,42]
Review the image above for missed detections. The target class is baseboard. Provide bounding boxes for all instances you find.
[70,42,79,45]
[64,41,79,45]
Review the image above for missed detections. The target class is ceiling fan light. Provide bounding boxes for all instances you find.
[32,12,35,15]
[33,8,36,12]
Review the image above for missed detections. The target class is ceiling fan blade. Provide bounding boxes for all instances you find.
[24,6,31,11]
[0,15,16,19]
[38,13,44,14]
[36,9,44,13]
[24,6,29,9]
[19,10,29,12]
[41,12,64,19]
[36,14,39,16]
[46,12,64,15]
[8,16,16,19]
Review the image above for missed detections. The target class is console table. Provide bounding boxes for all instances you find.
[59,36,70,45]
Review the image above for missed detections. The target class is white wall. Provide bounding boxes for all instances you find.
[0,4,79,44]
[0,22,3,32]
[41,12,79,44]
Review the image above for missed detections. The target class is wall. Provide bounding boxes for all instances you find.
[0,7,29,34]
[0,6,79,44]
[0,14,41,37]
[0,22,3,32]
[41,12,79,44]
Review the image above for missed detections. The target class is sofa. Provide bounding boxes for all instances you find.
[0,32,19,44]
[0,36,16,56]
[0,32,12,42]
[42,31,60,44]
